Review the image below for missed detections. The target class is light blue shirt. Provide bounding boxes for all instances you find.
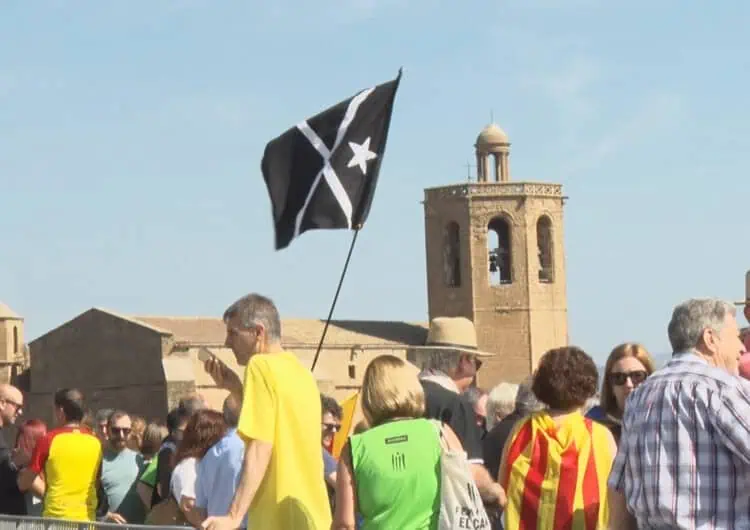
[195,428,247,528]
[100,448,146,524]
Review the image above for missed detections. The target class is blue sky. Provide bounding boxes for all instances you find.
[1,0,748,364]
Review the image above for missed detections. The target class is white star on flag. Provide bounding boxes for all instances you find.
[347,137,378,174]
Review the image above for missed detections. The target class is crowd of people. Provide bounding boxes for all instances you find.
[0,292,749,529]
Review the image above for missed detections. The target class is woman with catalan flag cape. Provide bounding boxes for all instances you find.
[499,346,617,530]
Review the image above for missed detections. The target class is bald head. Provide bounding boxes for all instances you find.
[0,384,24,426]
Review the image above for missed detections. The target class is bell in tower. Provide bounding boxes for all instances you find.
[422,118,568,386]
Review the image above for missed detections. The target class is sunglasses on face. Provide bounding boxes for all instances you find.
[110,427,131,437]
[322,423,342,433]
[609,370,648,387]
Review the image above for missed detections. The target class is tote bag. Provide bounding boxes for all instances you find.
[430,419,492,530]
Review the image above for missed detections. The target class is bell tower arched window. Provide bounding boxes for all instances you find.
[443,222,461,287]
[13,326,18,353]
[488,217,512,285]
[537,215,554,283]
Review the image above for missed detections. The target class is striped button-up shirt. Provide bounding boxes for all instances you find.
[609,353,750,529]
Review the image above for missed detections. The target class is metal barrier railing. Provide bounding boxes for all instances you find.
[0,515,187,530]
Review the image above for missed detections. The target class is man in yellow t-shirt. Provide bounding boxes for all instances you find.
[202,293,331,530]
[20,388,103,522]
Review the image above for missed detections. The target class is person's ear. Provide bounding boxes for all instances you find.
[700,328,719,356]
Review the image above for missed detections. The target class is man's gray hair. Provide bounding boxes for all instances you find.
[223,293,282,343]
[486,382,517,429]
[95,408,113,424]
[514,376,544,416]
[420,350,462,375]
[667,298,736,353]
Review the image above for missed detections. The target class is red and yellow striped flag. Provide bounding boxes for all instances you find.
[332,391,359,459]
[501,411,614,530]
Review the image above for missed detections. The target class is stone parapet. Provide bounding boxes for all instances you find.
[424,182,563,201]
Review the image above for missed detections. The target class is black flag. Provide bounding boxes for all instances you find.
[261,70,402,250]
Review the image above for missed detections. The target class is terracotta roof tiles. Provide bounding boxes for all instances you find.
[133,316,428,348]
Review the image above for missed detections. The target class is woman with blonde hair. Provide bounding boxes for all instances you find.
[586,342,656,443]
[333,355,461,530]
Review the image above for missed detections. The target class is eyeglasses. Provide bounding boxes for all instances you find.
[609,370,648,386]
[322,423,342,433]
[1,398,23,413]
[110,427,131,437]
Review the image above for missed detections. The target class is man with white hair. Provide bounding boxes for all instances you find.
[609,298,749,529]
[485,382,518,431]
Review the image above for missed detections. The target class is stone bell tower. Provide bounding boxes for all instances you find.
[0,302,25,384]
[423,123,569,385]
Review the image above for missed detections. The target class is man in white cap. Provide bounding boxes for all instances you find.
[416,316,506,510]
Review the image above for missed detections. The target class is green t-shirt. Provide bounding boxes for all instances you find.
[350,418,441,530]
[138,455,159,487]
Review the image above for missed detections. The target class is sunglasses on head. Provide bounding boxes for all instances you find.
[608,370,648,386]
[322,423,342,433]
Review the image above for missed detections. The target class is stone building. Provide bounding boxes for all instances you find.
[424,123,568,384]
[21,307,427,423]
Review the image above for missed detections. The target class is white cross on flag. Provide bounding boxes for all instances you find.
[261,70,402,250]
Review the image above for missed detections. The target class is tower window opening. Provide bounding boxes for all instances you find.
[13,326,18,354]
[443,222,461,287]
[488,217,512,285]
[537,215,554,283]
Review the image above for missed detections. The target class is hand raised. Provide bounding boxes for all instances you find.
[203,354,243,397]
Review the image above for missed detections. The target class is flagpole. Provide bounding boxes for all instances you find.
[311,226,362,372]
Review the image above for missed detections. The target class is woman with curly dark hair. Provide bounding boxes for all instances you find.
[169,409,227,527]
[498,346,617,530]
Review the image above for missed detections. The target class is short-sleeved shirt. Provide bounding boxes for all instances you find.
[29,425,102,521]
[350,418,441,529]
[100,448,145,523]
[138,455,159,488]
[170,457,197,503]
[421,379,483,463]
[195,429,247,528]
[237,352,332,530]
